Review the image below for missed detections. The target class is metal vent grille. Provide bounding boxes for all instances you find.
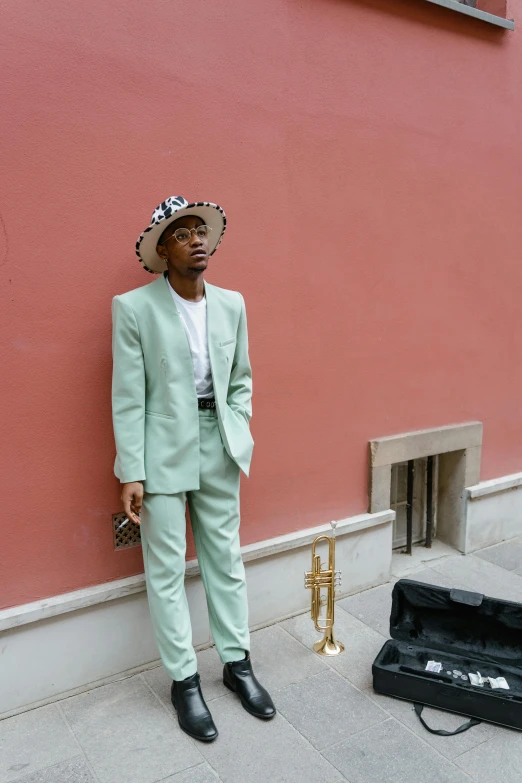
[112,512,142,550]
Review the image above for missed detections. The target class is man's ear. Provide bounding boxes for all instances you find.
[156,244,168,262]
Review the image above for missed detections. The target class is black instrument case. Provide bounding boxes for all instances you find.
[372,578,522,731]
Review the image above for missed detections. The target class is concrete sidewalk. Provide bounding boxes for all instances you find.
[2,538,522,783]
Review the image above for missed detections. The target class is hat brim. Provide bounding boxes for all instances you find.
[136,202,226,274]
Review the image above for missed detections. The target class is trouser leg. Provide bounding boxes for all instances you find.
[140,491,198,681]
[188,409,250,663]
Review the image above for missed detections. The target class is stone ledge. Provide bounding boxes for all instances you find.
[370,422,482,468]
[467,472,522,500]
[424,0,514,29]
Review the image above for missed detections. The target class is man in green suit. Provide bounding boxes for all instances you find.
[112,196,275,742]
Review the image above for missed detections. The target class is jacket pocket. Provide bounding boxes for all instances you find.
[219,337,236,347]
[145,410,175,420]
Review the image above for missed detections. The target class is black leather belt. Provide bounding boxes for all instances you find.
[198,397,216,410]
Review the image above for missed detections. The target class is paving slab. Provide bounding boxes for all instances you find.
[195,693,341,783]
[397,566,456,588]
[282,605,386,690]
[60,675,202,783]
[474,539,522,572]
[159,763,220,782]
[4,757,96,783]
[365,687,502,760]
[430,555,522,601]
[337,583,394,636]
[454,728,522,783]
[274,669,386,751]
[391,541,457,578]
[0,704,80,783]
[323,717,474,783]
[242,623,329,691]
[141,665,176,709]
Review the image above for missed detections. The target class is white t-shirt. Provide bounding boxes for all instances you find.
[167,278,214,398]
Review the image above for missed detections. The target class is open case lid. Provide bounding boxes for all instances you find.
[390,579,522,665]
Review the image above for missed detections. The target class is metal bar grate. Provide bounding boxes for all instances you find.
[112,512,142,550]
[426,455,434,548]
[406,459,414,555]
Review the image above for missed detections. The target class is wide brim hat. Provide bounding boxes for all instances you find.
[135,196,226,274]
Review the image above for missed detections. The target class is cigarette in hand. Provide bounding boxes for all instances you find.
[117,515,140,530]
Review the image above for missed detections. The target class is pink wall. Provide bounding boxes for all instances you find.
[2,0,521,610]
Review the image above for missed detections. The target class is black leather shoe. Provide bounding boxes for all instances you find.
[171,672,218,742]
[223,654,276,719]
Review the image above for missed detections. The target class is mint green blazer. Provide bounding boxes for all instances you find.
[111,273,254,494]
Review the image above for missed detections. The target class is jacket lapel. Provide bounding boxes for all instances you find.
[149,272,181,320]
[148,273,194,371]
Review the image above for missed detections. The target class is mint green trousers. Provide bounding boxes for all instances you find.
[140,408,251,681]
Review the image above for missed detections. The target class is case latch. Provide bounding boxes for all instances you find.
[450,588,483,607]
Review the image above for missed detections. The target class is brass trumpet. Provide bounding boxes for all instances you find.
[304,521,344,656]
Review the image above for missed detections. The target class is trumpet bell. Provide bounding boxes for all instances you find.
[313,635,345,656]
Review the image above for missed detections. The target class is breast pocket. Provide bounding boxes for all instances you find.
[219,339,236,371]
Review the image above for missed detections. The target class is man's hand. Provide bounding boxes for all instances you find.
[121,482,143,525]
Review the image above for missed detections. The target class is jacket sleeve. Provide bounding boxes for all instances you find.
[111,296,146,483]
[227,293,252,421]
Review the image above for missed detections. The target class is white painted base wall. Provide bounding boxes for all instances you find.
[3,472,521,720]
[0,511,393,719]
[463,473,522,553]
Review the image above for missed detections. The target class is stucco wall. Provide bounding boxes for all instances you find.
[2,0,521,609]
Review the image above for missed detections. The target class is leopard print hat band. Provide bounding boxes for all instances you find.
[135,196,227,274]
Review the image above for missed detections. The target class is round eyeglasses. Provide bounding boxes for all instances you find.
[160,225,212,246]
